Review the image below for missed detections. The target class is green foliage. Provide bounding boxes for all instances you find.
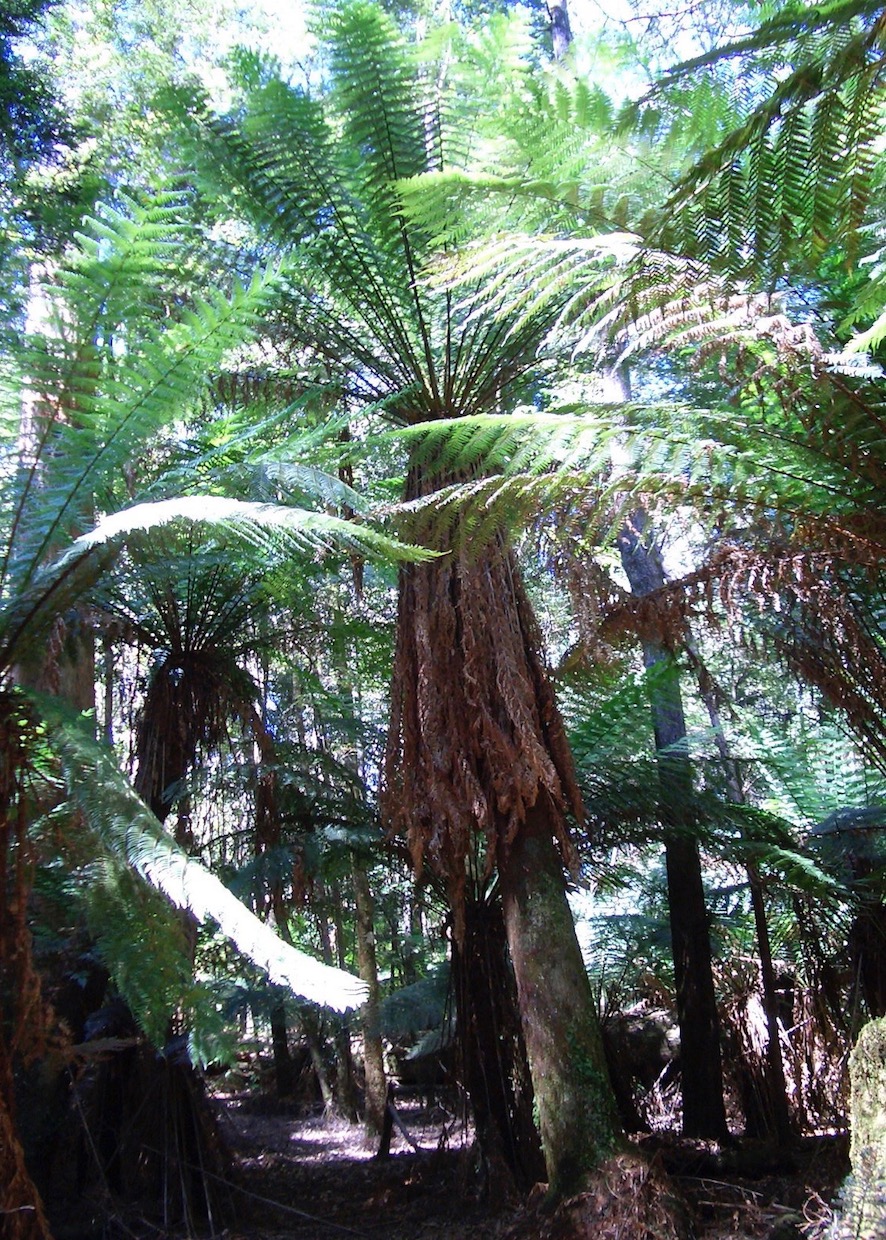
[49,701,368,1013]
[379,962,450,1039]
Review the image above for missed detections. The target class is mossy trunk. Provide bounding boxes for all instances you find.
[352,859,387,1139]
[498,798,625,1198]
[847,1016,886,1236]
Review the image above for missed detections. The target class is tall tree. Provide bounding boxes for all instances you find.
[170,0,668,1205]
[618,512,729,1140]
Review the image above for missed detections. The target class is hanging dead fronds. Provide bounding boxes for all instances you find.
[382,466,584,936]
[588,533,886,771]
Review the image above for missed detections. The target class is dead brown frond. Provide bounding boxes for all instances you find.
[502,1150,690,1239]
[382,469,584,936]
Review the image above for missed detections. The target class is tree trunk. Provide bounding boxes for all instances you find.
[352,858,388,1139]
[4,620,95,1238]
[302,1012,335,1113]
[847,1016,886,1236]
[271,1004,296,1098]
[689,650,794,1142]
[383,469,686,1228]
[452,896,545,1194]
[618,515,729,1140]
[498,797,625,1197]
[313,893,359,1121]
[549,0,573,60]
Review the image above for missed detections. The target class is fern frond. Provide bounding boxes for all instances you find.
[3,204,278,602]
[0,496,431,679]
[649,10,886,279]
[641,0,885,93]
[49,705,369,1012]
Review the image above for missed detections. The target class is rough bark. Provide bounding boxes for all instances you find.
[618,515,729,1141]
[451,896,545,1194]
[847,1017,886,1236]
[498,798,625,1197]
[3,630,93,1239]
[548,0,573,60]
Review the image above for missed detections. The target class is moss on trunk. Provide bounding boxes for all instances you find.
[847,1017,886,1236]
[498,799,625,1198]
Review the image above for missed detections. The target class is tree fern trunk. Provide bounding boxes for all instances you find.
[383,467,684,1221]
[618,514,729,1141]
[451,895,545,1194]
[498,797,625,1196]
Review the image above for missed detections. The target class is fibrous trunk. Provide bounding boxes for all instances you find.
[382,480,622,1193]
[0,697,53,1240]
[451,896,545,1194]
[383,509,582,932]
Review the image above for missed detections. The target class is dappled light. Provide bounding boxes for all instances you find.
[2,0,886,1237]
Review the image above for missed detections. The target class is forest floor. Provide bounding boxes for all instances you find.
[210,1091,850,1240]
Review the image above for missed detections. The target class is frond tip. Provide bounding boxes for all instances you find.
[139,846,370,1011]
[52,707,369,1013]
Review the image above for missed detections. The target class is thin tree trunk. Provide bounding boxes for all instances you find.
[498,797,625,1197]
[549,0,573,59]
[847,1015,886,1236]
[314,892,359,1121]
[270,1004,296,1098]
[688,649,794,1143]
[352,858,387,1139]
[302,1013,335,1113]
[618,514,729,1140]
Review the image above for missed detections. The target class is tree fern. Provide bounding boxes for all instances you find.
[3,195,278,597]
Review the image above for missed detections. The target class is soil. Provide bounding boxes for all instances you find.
[202,1093,849,1240]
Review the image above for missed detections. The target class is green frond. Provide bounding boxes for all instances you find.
[79,859,206,1047]
[2,199,278,605]
[0,495,430,676]
[642,0,885,92]
[325,1,428,246]
[379,963,450,1040]
[650,12,886,279]
[75,495,430,562]
[48,704,369,1013]
[256,460,369,514]
[174,76,430,393]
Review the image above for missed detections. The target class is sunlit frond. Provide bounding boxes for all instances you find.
[51,706,369,1012]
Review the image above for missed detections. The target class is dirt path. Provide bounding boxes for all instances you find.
[217,1096,510,1239]
[212,1095,848,1240]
